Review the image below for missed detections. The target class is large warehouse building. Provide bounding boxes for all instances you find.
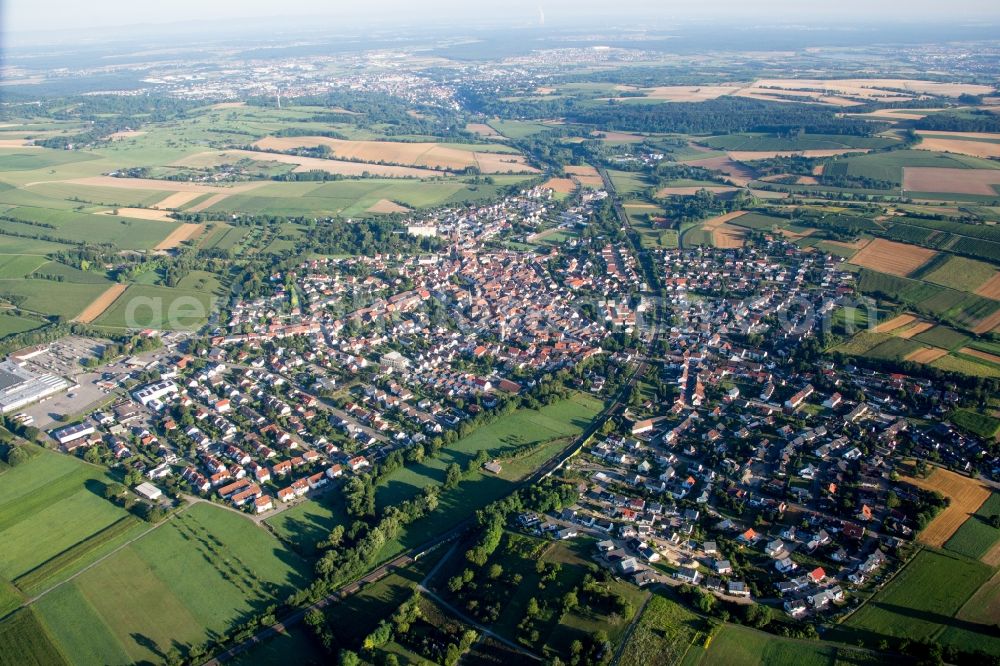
[0,359,71,414]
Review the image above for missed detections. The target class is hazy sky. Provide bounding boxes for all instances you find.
[5,0,1000,35]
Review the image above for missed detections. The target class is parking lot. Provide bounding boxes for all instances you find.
[14,335,182,431]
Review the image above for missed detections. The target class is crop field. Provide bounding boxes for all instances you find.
[701,133,897,152]
[843,549,994,651]
[932,353,1000,377]
[0,206,179,250]
[848,238,937,277]
[487,119,555,139]
[920,255,997,292]
[916,132,1000,159]
[976,272,1000,300]
[564,164,603,187]
[944,493,1000,561]
[831,330,891,356]
[91,281,223,331]
[950,408,1000,439]
[609,169,652,195]
[903,167,1000,196]
[0,608,68,666]
[619,594,701,666]
[863,336,927,361]
[824,150,997,187]
[0,447,130,587]
[73,283,128,324]
[199,177,531,218]
[911,325,970,351]
[253,136,536,174]
[0,280,107,319]
[173,148,442,178]
[903,467,992,547]
[33,503,310,665]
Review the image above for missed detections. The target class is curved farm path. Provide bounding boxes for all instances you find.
[73,283,128,323]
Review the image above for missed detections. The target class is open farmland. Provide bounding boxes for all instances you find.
[848,238,936,276]
[253,136,537,174]
[903,467,992,547]
[683,623,883,666]
[945,493,1000,561]
[842,549,996,654]
[921,255,997,292]
[916,131,1000,159]
[903,167,1000,196]
[32,503,310,665]
[173,149,443,178]
[0,609,68,666]
[91,281,222,331]
[72,283,128,324]
[0,447,130,589]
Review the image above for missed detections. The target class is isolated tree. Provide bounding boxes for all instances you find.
[5,445,28,467]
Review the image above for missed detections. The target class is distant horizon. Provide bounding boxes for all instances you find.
[4,15,1000,55]
[4,0,1000,42]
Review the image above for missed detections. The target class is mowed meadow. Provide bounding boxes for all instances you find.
[0,446,310,665]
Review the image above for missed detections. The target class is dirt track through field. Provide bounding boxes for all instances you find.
[155,223,204,250]
[73,283,128,323]
[903,467,992,547]
[849,238,937,277]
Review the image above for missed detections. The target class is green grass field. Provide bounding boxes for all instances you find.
[0,608,69,666]
[0,278,109,319]
[0,207,178,250]
[922,255,998,292]
[33,503,310,664]
[932,354,1000,378]
[0,448,130,584]
[683,623,884,666]
[619,594,702,666]
[945,493,1000,560]
[92,282,222,330]
[701,133,897,152]
[841,549,996,654]
[825,150,1000,187]
[372,394,603,559]
[912,325,970,351]
[0,312,44,336]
